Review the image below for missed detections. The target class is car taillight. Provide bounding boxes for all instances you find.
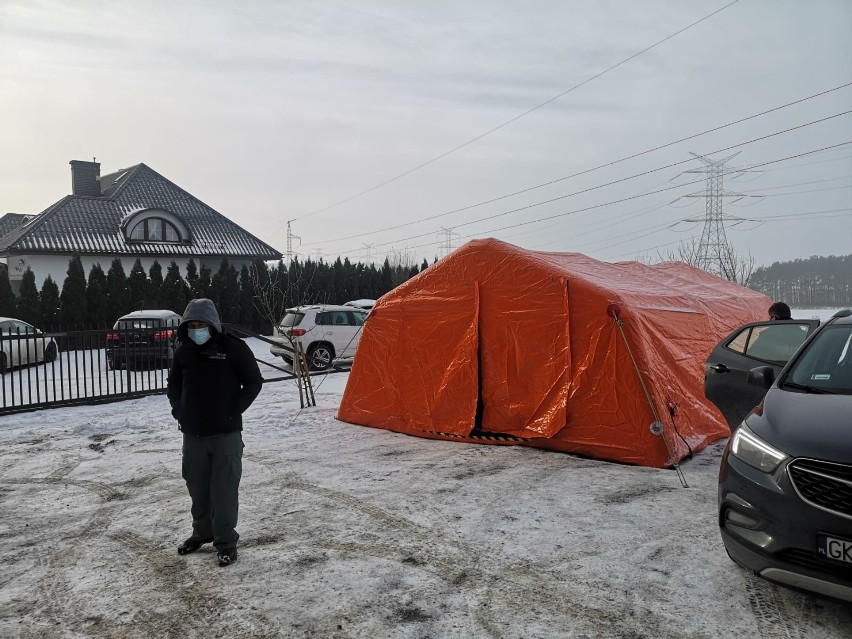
[287,328,306,337]
[153,329,174,341]
[106,332,120,342]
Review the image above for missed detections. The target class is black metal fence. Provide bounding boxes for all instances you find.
[0,326,178,415]
[0,324,341,415]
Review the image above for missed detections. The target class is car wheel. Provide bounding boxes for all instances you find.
[0,352,6,375]
[306,343,334,371]
[44,342,58,363]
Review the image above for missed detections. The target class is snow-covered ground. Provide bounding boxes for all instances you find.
[793,307,849,321]
[1,333,851,638]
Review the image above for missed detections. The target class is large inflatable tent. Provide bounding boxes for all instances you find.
[337,239,770,468]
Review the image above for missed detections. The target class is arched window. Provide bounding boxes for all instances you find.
[128,217,182,243]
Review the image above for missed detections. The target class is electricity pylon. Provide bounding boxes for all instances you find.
[436,227,460,259]
[682,152,760,277]
[285,221,301,264]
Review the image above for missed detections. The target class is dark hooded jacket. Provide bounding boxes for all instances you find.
[167,298,263,436]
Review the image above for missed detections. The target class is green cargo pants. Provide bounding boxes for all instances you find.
[181,430,243,550]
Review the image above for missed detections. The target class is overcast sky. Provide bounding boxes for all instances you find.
[1,0,850,268]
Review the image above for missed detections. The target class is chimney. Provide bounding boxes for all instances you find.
[69,160,101,196]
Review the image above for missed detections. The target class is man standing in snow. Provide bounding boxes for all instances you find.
[167,298,263,567]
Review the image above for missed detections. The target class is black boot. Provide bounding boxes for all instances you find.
[177,536,213,555]
[217,547,238,567]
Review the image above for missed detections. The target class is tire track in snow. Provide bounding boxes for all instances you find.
[744,574,819,639]
[266,473,691,638]
[107,530,284,638]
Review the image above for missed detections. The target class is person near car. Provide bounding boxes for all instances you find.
[167,298,263,567]
[749,301,801,362]
[768,301,792,321]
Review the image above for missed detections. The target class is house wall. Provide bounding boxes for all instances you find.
[7,254,253,294]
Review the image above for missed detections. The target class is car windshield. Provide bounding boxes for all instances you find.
[280,312,304,328]
[116,319,164,329]
[785,324,852,394]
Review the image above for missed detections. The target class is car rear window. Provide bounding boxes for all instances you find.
[280,313,304,328]
[116,319,165,329]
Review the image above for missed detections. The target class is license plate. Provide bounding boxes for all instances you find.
[817,534,852,565]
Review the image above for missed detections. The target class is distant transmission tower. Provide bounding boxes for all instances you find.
[436,227,460,259]
[285,221,301,263]
[682,152,758,277]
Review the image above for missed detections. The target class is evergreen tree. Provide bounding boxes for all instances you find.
[40,275,60,328]
[208,261,224,308]
[210,259,240,322]
[127,259,149,311]
[379,258,393,294]
[239,265,255,329]
[106,258,131,318]
[332,257,347,303]
[222,262,241,323]
[60,255,88,325]
[186,258,200,297]
[0,264,16,317]
[161,261,190,313]
[420,259,429,272]
[87,263,111,326]
[196,264,211,300]
[148,260,164,308]
[16,268,40,326]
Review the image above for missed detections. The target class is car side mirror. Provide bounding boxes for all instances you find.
[747,365,775,389]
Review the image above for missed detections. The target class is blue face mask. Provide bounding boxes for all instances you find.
[187,327,211,345]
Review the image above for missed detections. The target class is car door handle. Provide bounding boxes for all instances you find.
[710,363,729,373]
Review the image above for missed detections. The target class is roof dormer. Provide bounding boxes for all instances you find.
[121,208,191,244]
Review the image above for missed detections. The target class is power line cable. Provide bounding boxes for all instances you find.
[757,152,852,173]
[733,175,852,192]
[741,185,852,197]
[290,0,742,223]
[533,205,852,257]
[749,207,852,220]
[303,81,852,247]
[322,114,852,258]
[582,205,852,253]
[609,208,852,259]
[372,141,852,258]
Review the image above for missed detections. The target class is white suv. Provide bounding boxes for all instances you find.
[270,304,368,371]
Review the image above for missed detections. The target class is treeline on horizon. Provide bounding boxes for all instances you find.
[748,254,852,307]
[1,252,849,333]
[0,255,430,333]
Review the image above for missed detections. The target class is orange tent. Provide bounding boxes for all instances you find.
[337,239,770,468]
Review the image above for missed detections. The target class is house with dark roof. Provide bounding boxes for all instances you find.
[0,160,282,293]
[0,213,36,239]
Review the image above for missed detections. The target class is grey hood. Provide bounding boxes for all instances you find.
[178,298,223,339]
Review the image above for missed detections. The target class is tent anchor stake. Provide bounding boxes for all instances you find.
[293,340,316,409]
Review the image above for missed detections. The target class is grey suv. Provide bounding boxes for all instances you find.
[715,309,852,603]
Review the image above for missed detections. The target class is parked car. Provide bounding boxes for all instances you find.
[106,310,182,370]
[343,299,376,311]
[270,304,368,371]
[712,309,852,603]
[705,318,820,429]
[0,317,59,374]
